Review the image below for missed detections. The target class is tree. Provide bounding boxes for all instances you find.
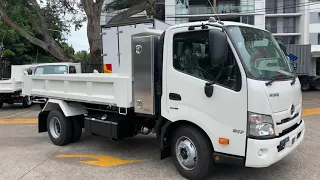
[0,0,157,65]
[106,0,157,24]
[0,0,73,62]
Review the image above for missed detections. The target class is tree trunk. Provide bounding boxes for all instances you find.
[81,0,104,66]
[87,15,102,65]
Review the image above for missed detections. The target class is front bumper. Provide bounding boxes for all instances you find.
[245,119,305,167]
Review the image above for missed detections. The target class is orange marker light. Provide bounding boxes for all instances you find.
[215,156,220,161]
[219,138,229,145]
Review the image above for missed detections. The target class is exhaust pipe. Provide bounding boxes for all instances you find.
[139,126,152,135]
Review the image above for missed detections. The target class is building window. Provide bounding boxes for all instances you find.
[265,18,277,33]
[283,17,296,33]
[266,0,277,14]
[318,34,320,45]
[241,15,254,25]
[284,0,297,13]
[278,36,296,45]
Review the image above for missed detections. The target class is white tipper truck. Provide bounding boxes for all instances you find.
[22,18,305,180]
[0,64,35,108]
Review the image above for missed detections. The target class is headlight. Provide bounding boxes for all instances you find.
[248,112,275,139]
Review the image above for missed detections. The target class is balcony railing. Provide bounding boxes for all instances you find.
[176,5,255,15]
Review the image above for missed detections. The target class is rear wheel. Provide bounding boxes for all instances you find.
[22,96,32,108]
[170,125,214,180]
[47,109,72,146]
[300,78,311,91]
[0,101,3,108]
[313,79,320,91]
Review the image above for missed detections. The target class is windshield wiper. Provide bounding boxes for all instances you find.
[290,74,297,85]
[265,75,287,86]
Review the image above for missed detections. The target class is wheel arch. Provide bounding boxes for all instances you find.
[160,119,214,159]
[38,99,87,133]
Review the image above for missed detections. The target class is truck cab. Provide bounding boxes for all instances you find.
[157,19,304,177]
[31,62,81,75]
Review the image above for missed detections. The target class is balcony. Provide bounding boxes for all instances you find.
[178,3,255,15]
[186,5,243,15]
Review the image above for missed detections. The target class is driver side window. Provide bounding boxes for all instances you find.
[172,30,242,91]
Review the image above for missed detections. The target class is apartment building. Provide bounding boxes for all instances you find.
[164,0,319,45]
[309,1,320,45]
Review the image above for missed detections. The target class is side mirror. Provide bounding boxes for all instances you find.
[209,29,228,67]
[205,83,214,97]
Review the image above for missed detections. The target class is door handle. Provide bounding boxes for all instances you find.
[169,93,181,101]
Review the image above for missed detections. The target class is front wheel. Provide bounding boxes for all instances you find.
[0,101,3,108]
[47,109,73,146]
[170,125,214,180]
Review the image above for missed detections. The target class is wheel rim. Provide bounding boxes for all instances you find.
[175,136,197,171]
[49,117,61,138]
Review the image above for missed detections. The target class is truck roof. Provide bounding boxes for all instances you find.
[167,19,267,32]
[32,62,80,67]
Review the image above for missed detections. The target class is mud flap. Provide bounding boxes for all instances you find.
[38,111,49,133]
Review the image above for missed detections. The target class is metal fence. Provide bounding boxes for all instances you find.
[81,63,103,73]
[0,60,10,79]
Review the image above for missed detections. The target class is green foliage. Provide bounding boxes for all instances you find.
[74,50,90,62]
[0,0,73,65]
[62,42,75,55]
[1,49,15,57]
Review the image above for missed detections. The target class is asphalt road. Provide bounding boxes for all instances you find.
[0,93,320,180]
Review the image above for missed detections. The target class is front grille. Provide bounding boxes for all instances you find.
[278,120,301,137]
[276,112,299,125]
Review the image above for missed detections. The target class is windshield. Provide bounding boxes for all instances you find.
[225,26,294,81]
[34,65,68,75]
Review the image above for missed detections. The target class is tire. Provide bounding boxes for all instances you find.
[22,96,32,108]
[170,125,214,180]
[69,117,82,143]
[47,109,73,146]
[313,79,320,91]
[0,101,3,108]
[300,78,311,91]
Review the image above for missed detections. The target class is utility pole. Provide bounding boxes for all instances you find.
[213,0,216,11]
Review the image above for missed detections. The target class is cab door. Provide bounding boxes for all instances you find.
[164,27,248,156]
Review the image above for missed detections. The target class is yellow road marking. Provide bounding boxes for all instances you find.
[302,108,320,117]
[0,107,37,119]
[56,154,142,167]
[0,118,37,124]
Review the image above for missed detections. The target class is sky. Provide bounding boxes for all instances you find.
[64,22,90,52]
[38,0,89,52]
